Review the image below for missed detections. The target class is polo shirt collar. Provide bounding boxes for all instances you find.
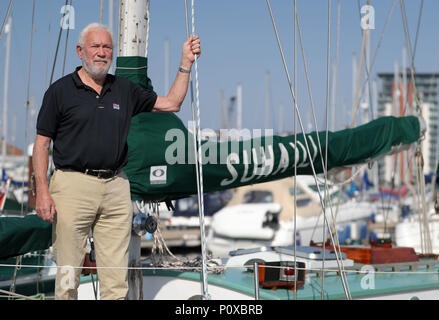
[72,66,115,93]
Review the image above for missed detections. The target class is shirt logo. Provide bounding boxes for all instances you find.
[113,103,120,110]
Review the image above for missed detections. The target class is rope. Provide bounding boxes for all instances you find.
[134,200,224,275]
[185,0,210,300]
[265,0,351,300]
[0,288,41,300]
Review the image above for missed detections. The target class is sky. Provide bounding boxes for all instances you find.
[0,0,438,152]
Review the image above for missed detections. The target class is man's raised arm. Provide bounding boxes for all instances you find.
[153,35,201,113]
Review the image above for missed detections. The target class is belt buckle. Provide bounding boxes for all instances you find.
[99,170,115,179]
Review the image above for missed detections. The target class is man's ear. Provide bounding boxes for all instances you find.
[76,45,83,59]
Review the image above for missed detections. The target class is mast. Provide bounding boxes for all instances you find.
[279,103,284,134]
[352,52,357,118]
[1,16,11,168]
[118,0,148,57]
[237,83,242,130]
[265,71,270,129]
[220,90,228,130]
[118,0,149,300]
[109,0,114,35]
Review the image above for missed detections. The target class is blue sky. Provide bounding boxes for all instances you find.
[1,0,438,151]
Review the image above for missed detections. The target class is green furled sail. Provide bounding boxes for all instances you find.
[118,56,421,202]
[125,112,420,201]
[0,214,51,260]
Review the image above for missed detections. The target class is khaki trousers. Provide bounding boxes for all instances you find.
[50,169,133,300]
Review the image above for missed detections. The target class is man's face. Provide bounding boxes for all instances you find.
[78,28,113,79]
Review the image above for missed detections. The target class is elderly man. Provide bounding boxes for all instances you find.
[33,22,201,300]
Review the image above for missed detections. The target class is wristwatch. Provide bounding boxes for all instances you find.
[178,66,191,74]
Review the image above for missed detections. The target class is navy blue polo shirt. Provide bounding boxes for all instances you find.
[36,66,157,171]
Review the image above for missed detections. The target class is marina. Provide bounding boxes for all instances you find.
[0,0,439,303]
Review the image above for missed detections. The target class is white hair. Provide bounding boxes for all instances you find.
[78,22,114,48]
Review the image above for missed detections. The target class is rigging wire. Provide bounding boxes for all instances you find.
[265,0,351,300]
[412,0,424,64]
[357,0,396,121]
[293,4,349,272]
[0,0,13,40]
[321,0,332,300]
[44,0,53,89]
[355,0,397,235]
[62,0,72,77]
[293,0,298,301]
[399,0,431,254]
[20,0,36,216]
[355,0,374,122]
[399,0,422,115]
[49,0,68,86]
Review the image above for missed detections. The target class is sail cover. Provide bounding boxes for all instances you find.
[117,57,421,202]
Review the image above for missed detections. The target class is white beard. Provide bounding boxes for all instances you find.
[82,54,112,80]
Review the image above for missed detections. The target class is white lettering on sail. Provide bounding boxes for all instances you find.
[272,143,289,175]
[221,153,240,186]
[255,145,274,178]
[290,141,308,168]
[240,150,257,183]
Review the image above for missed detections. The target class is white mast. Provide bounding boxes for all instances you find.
[220,90,228,130]
[109,0,114,35]
[1,16,11,166]
[279,103,284,134]
[264,71,270,129]
[118,0,149,300]
[118,0,148,57]
[109,0,114,73]
[236,83,242,130]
